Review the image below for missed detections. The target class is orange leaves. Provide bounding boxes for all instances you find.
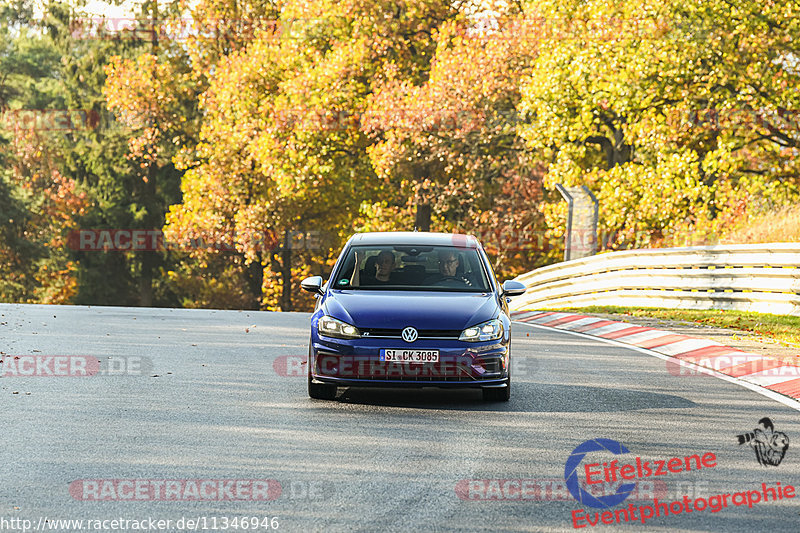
[104,55,161,127]
[104,53,195,163]
[1,126,88,304]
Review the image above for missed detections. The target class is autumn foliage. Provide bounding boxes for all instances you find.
[2,0,799,309]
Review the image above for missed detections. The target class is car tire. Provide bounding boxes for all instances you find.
[482,380,510,402]
[307,346,337,400]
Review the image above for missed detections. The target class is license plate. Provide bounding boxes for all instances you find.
[380,349,439,363]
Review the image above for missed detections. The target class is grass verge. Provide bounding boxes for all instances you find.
[554,306,800,348]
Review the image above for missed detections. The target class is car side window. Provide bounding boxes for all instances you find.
[335,253,357,287]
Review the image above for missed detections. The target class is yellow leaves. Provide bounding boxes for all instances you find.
[519,0,800,252]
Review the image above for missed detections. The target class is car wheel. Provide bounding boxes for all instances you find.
[307,346,337,400]
[482,380,510,402]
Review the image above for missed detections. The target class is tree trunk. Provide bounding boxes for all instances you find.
[138,252,154,307]
[415,203,431,231]
[139,156,158,307]
[138,0,159,308]
[280,230,292,311]
[246,252,264,310]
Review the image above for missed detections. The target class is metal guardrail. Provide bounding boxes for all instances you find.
[510,243,800,316]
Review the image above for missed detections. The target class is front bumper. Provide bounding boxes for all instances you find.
[310,334,509,388]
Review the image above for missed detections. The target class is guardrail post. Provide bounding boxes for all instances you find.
[556,184,599,261]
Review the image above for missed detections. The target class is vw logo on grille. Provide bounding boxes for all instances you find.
[401,327,418,343]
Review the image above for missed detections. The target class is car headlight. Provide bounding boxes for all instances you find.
[459,318,503,342]
[317,315,360,339]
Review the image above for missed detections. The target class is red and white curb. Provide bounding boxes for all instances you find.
[511,310,800,408]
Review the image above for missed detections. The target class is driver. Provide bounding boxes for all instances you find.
[439,250,460,277]
[428,250,473,286]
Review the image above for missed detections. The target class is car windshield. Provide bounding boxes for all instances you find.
[331,245,491,292]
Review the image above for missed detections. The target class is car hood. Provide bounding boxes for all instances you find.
[322,290,499,330]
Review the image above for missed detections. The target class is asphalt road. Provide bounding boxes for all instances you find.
[1,303,798,532]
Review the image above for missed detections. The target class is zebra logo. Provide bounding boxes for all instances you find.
[736,417,789,467]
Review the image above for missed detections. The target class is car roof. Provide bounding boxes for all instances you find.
[347,231,480,248]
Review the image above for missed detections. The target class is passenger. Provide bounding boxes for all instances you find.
[370,250,396,284]
[362,255,378,282]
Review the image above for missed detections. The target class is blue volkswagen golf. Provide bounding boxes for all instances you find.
[300,232,527,401]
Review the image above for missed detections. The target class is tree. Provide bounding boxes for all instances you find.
[363,9,552,274]
[165,0,461,310]
[40,0,188,306]
[518,0,800,249]
[0,1,87,303]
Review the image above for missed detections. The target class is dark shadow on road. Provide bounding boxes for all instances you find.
[333,382,697,412]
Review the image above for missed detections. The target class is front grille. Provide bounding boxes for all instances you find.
[360,328,462,339]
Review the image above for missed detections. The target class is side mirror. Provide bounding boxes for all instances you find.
[501,280,527,297]
[301,276,324,295]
